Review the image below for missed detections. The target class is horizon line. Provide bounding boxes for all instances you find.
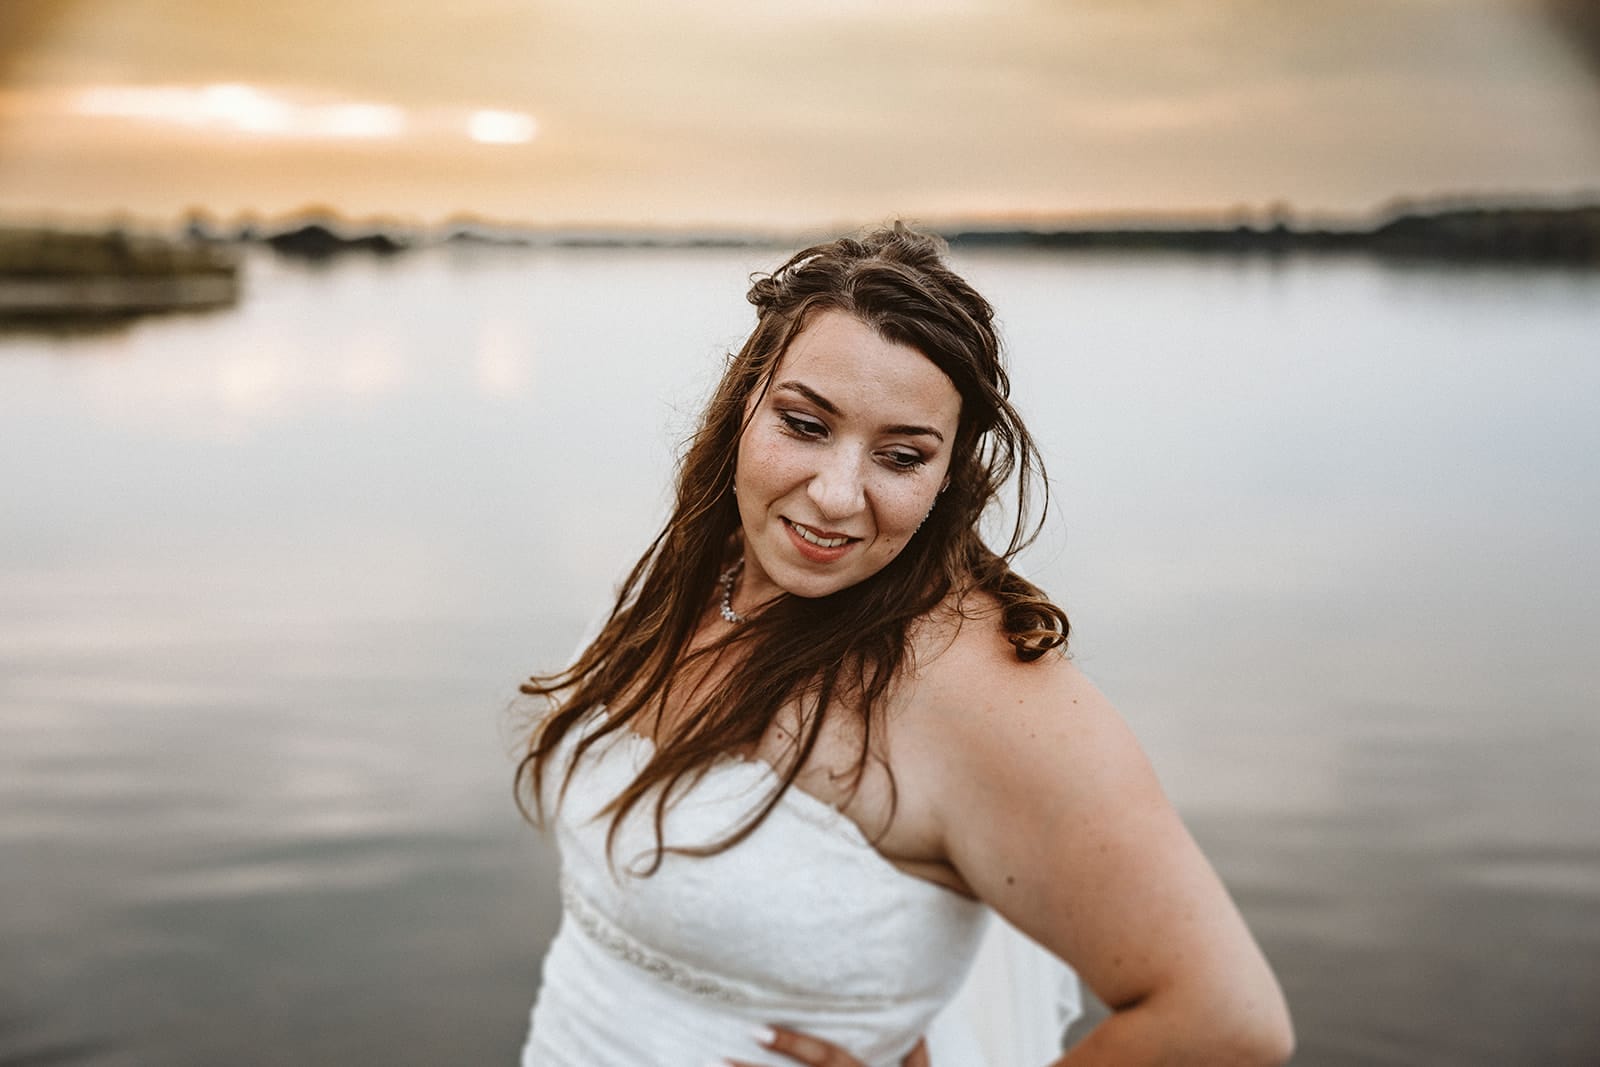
[4,187,1599,241]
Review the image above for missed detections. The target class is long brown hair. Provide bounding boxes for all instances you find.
[515,223,1067,871]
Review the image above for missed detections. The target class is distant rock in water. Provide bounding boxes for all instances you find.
[264,223,407,260]
[0,226,239,323]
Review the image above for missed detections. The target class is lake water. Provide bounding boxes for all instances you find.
[2,245,1597,1065]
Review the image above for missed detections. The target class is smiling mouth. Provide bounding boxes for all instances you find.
[783,518,857,549]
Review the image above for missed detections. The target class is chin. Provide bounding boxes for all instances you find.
[772,569,855,600]
[775,557,900,601]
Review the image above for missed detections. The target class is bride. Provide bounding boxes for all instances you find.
[515,224,1293,1066]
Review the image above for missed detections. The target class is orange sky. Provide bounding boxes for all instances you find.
[2,0,1598,229]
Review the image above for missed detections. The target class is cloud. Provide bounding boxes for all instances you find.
[7,80,537,148]
[71,83,407,140]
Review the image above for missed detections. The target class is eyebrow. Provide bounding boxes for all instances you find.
[773,379,947,444]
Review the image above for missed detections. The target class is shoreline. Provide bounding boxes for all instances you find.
[0,226,240,321]
[3,200,1595,324]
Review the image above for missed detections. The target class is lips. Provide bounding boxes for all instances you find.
[782,518,859,563]
[786,519,855,548]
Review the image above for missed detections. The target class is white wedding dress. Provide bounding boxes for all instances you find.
[521,715,1080,1066]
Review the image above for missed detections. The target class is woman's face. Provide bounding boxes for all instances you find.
[733,309,961,608]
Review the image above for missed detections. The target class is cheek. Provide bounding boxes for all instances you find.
[736,426,802,497]
[872,480,940,538]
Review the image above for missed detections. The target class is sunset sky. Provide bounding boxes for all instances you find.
[2,0,1598,229]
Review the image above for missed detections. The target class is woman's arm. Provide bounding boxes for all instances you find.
[912,629,1294,1065]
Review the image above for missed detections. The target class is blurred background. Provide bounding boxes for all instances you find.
[2,2,1598,1064]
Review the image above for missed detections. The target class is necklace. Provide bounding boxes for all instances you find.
[718,559,747,624]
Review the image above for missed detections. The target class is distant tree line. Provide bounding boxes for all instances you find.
[945,205,1600,263]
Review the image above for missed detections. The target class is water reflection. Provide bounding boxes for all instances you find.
[1,247,1597,1065]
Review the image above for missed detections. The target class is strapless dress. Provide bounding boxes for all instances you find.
[520,720,992,1066]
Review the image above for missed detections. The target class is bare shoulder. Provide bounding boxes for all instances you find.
[908,598,1158,877]
[890,590,1141,842]
[902,591,1106,758]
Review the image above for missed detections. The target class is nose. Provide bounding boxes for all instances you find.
[807,447,867,520]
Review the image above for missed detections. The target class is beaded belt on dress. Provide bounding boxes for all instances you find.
[558,872,895,1011]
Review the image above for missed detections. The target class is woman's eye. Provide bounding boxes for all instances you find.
[779,413,826,438]
[883,451,925,471]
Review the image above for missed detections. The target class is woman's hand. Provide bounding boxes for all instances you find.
[725,1025,929,1067]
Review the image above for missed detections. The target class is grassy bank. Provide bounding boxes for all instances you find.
[0,227,240,321]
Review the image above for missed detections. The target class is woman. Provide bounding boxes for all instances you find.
[516,225,1293,1066]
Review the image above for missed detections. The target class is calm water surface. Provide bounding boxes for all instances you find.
[2,247,1597,1065]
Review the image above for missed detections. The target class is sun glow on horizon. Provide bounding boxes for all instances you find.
[65,83,537,147]
[467,109,538,145]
